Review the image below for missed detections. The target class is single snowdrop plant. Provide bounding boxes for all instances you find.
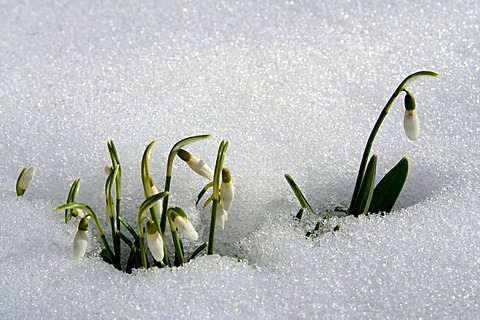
[73,216,89,259]
[55,135,232,272]
[181,141,233,254]
[285,71,438,232]
[16,166,36,196]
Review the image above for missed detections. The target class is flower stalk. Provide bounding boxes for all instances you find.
[348,71,437,215]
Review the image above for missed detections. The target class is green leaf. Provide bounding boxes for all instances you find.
[55,202,88,211]
[138,191,169,215]
[369,157,409,214]
[284,174,314,215]
[119,216,139,241]
[65,178,81,223]
[188,242,208,262]
[350,154,377,217]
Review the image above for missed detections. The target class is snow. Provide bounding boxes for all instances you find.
[1,0,479,318]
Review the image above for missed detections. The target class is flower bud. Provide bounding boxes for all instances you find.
[146,220,164,262]
[171,211,199,240]
[404,109,420,141]
[220,168,234,211]
[73,217,89,259]
[177,149,214,181]
[104,165,113,175]
[16,166,36,196]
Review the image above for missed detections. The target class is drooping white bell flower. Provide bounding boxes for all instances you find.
[403,89,420,141]
[73,217,89,259]
[173,214,199,240]
[404,110,420,141]
[177,149,214,181]
[16,166,36,196]
[146,220,164,262]
[220,168,234,211]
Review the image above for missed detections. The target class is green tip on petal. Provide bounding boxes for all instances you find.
[146,219,157,235]
[404,89,416,111]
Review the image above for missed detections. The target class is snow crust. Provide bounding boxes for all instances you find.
[1,0,479,318]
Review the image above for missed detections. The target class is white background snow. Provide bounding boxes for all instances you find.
[1,0,479,319]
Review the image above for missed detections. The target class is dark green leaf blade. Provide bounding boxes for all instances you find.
[350,154,377,217]
[369,157,409,214]
[284,174,314,215]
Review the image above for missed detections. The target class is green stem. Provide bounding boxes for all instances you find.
[138,212,148,269]
[86,206,116,264]
[207,141,229,255]
[161,175,171,236]
[139,235,147,269]
[168,213,184,266]
[208,199,218,255]
[349,71,437,212]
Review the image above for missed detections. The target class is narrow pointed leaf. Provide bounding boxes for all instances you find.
[369,157,409,214]
[350,154,377,217]
[139,191,169,215]
[188,242,208,262]
[284,174,314,215]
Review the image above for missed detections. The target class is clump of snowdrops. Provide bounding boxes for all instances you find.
[48,135,233,272]
[285,71,437,236]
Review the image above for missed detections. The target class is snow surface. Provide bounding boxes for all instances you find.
[1,0,479,319]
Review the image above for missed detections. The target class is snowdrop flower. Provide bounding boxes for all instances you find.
[171,211,199,240]
[403,90,420,141]
[220,168,234,211]
[16,166,36,196]
[73,217,89,259]
[216,168,234,230]
[177,149,214,180]
[146,220,164,262]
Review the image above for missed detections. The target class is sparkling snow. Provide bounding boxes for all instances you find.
[1,0,479,319]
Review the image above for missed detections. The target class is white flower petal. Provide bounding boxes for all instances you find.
[188,156,214,181]
[146,231,164,262]
[404,110,420,141]
[216,208,228,229]
[220,181,234,211]
[174,216,199,240]
[73,230,88,259]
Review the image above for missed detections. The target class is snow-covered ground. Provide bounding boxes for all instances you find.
[1,1,479,318]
